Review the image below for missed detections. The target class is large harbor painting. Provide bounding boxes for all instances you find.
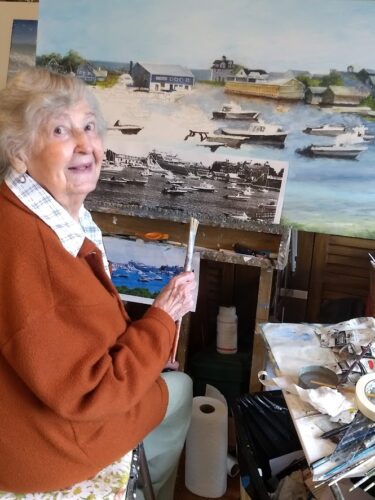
[36,0,375,238]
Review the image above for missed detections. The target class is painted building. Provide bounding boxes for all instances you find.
[227,67,268,83]
[76,63,96,84]
[93,67,108,82]
[305,86,326,105]
[46,57,66,74]
[322,85,369,106]
[211,55,234,82]
[225,78,305,100]
[131,62,194,92]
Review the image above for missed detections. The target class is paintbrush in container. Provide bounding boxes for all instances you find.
[171,217,199,363]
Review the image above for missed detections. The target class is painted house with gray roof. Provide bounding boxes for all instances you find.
[131,62,195,92]
[211,55,234,82]
[322,85,369,106]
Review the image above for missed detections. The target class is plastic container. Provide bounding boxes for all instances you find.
[216,306,238,354]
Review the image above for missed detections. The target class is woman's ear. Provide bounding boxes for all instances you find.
[10,154,27,174]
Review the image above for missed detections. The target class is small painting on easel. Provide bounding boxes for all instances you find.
[103,236,200,307]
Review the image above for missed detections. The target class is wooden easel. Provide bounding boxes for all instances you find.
[90,210,290,391]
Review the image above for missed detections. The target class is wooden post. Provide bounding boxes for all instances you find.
[249,267,274,392]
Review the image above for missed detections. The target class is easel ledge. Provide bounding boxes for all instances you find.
[91,211,290,270]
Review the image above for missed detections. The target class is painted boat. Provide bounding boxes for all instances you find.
[303,124,374,140]
[228,212,250,221]
[225,189,252,200]
[148,151,189,175]
[163,185,188,195]
[108,120,143,135]
[296,144,367,159]
[217,122,287,145]
[195,181,216,192]
[212,103,260,121]
[303,123,347,136]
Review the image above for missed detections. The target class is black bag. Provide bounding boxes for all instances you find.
[233,390,304,499]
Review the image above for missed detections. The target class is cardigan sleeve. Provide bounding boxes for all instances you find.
[1,304,176,421]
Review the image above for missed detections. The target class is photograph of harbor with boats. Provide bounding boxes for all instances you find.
[36,0,375,238]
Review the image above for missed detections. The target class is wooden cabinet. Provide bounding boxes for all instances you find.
[279,231,374,323]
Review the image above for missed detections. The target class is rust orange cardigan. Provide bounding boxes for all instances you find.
[0,183,176,493]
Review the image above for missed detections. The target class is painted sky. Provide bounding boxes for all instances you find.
[103,237,188,267]
[12,20,38,45]
[37,0,375,74]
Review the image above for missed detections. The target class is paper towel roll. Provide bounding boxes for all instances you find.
[185,396,228,498]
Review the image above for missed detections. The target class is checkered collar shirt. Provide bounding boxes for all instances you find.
[5,169,110,276]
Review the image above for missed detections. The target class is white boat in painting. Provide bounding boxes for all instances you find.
[163,185,188,195]
[205,134,245,149]
[141,168,152,176]
[195,181,216,192]
[303,123,347,136]
[129,160,147,169]
[212,102,260,121]
[226,183,242,191]
[108,120,143,135]
[303,123,374,140]
[228,212,251,221]
[342,126,375,143]
[296,144,367,159]
[217,122,287,145]
[167,178,184,185]
[258,200,277,209]
[185,172,201,180]
[225,188,252,200]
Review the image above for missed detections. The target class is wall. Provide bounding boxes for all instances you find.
[278,231,374,323]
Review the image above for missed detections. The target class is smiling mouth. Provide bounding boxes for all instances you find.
[68,163,92,171]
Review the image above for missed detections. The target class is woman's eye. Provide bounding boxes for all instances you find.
[85,122,96,132]
[53,126,65,135]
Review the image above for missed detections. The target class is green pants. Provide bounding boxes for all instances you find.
[136,371,193,500]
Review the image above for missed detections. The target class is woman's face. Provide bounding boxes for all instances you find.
[25,100,104,218]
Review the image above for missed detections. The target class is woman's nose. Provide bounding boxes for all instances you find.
[74,130,93,152]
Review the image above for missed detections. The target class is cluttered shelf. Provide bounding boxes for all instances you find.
[90,210,290,270]
[91,210,291,389]
[259,319,375,497]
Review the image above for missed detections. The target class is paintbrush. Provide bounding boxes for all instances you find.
[171,217,199,363]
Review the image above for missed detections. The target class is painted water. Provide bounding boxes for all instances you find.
[89,81,375,238]
[111,261,182,299]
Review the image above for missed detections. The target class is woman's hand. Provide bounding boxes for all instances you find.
[152,271,196,321]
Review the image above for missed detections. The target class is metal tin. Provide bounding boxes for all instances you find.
[298,365,339,389]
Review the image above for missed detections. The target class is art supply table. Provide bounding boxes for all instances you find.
[260,322,375,497]
[260,322,339,465]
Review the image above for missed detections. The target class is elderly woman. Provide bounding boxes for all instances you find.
[0,68,196,499]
